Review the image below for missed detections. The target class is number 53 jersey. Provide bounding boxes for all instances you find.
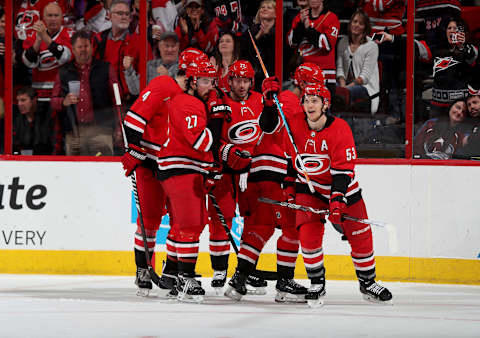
[284,114,361,202]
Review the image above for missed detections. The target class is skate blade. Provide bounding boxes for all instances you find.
[246,286,267,295]
[362,294,394,305]
[156,287,177,299]
[224,286,244,301]
[275,291,307,303]
[212,287,224,296]
[136,288,151,297]
[307,298,324,308]
[177,293,204,303]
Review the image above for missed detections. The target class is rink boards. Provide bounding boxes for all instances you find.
[0,160,479,284]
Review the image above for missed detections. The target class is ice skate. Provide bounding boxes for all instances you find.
[305,283,326,308]
[275,278,308,303]
[211,270,227,295]
[135,267,152,297]
[176,275,205,303]
[245,274,267,295]
[156,272,178,298]
[360,280,393,304]
[224,271,247,301]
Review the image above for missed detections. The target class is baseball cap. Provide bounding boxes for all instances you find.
[185,0,203,7]
[159,31,179,43]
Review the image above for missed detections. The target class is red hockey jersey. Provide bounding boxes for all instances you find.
[284,115,360,200]
[287,10,340,85]
[416,0,461,16]
[361,0,406,35]
[124,75,184,159]
[222,91,263,155]
[157,93,215,179]
[249,90,302,183]
[22,26,73,100]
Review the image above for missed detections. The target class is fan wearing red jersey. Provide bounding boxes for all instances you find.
[121,48,208,297]
[287,0,339,95]
[225,63,325,302]
[156,60,230,303]
[285,84,392,305]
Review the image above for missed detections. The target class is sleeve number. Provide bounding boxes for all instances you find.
[331,26,338,37]
[346,147,356,161]
[185,115,198,129]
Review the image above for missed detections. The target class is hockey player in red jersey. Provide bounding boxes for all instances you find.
[207,60,260,293]
[225,63,325,303]
[284,83,392,305]
[155,60,231,302]
[121,48,208,297]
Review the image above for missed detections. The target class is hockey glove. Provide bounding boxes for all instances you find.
[261,76,280,106]
[207,88,232,122]
[121,145,146,177]
[328,192,347,225]
[205,164,223,192]
[219,143,251,172]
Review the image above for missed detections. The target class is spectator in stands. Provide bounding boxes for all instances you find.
[287,0,340,95]
[175,0,219,54]
[335,9,380,114]
[416,0,462,51]
[210,31,240,93]
[249,0,276,92]
[456,87,480,158]
[13,86,54,155]
[413,99,468,159]
[207,0,245,34]
[80,0,112,33]
[360,0,405,35]
[93,0,140,106]
[429,17,478,118]
[124,31,180,95]
[22,2,72,105]
[51,30,119,156]
[151,0,178,33]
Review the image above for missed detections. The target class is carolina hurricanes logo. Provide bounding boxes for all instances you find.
[299,44,316,57]
[294,153,330,176]
[39,50,58,71]
[433,57,460,76]
[228,120,261,144]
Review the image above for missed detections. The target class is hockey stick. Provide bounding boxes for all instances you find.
[208,192,278,280]
[113,83,166,288]
[247,29,315,194]
[258,197,399,254]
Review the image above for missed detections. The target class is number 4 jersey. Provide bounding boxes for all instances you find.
[284,114,361,202]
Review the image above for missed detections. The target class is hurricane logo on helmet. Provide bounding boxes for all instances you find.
[228,120,261,144]
[294,153,330,176]
[179,47,209,70]
[229,60,255,85]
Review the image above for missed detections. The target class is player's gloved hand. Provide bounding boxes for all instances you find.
[205,164,223,192]
[207,88,232,122]
[261,76,280,106]
[121,145,146,177]
[219,143,251,172]
[329,192,347,225]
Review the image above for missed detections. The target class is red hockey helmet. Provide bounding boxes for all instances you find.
[302,83,331,107]
[228,60,255,81]
[186,60,217,79]
[178,47,209,71]
[294,63,325,87]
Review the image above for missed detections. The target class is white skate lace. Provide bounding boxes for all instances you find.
[181,278,200,294]
[213,270,227,281]
[138,268,151,282]
[308,284,323,292]
[366,283,384,295]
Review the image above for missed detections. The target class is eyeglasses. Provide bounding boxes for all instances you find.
[112,11,131,17]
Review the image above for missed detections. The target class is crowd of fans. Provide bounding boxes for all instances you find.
[0,0,479,159]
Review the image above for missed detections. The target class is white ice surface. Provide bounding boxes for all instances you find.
[1,275,479,338]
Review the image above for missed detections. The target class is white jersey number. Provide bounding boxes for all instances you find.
[185,115,198,129]
[346,147,357,161]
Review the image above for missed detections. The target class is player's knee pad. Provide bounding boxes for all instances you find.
[242,224,274,250]
[298,221,325,250]
[343,221,374,254]
[208,218,233,240]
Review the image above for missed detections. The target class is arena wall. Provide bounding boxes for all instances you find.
[1,160,479,284]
